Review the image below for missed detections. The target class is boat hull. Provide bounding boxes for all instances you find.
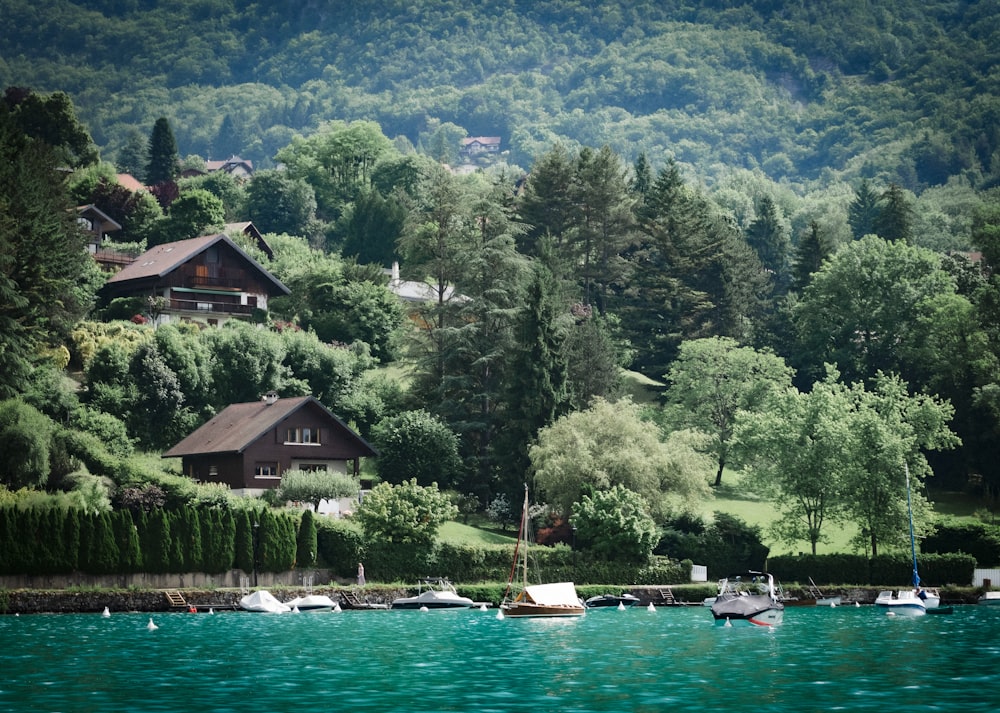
[711,595,784,627]
[979,592,1000,605]
[585,594,641,608]
[284,595,337,612]
[391,586,474,610]
[239,591,291,613]
[503,602,586,618]
[874,590,927,616]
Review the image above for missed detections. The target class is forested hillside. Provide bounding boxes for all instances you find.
[3,1,1000,564]
[2,0,998,193]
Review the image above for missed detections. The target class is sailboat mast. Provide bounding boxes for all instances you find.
[905,462,920,590]
[521,485,529,589]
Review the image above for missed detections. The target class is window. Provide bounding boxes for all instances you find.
[299,463,328,473]
[285,427,321,444]
[255,462,279,478]
[208,465,219,477]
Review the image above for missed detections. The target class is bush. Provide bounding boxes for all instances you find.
[316,517,364,577]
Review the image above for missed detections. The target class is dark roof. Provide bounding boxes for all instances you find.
[104,233,289,296]
[162,395,377,458]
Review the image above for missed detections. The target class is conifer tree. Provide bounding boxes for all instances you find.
[848,179,880,240]
[145,116,179,185]
[296,509,318,569]
[873,182,914,244]
[792,221,830,293]
[497,263,571,493]
[745,195,790,288]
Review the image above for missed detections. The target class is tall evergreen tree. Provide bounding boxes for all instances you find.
[848,179,880,240]
[572,145,636,315]
[873,182,915,244]
[791,221,830,293]
[497,263,571,495]
[145,116,179,185]
[0,109,96,398]
[744,195,790,292]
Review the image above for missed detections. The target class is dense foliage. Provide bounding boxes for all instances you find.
[2,3,1000,580]
[2,0,999,197]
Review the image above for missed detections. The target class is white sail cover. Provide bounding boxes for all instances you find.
[523,582,580,607]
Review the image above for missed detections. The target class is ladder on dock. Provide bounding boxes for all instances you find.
[657,588,677,605]
[164,590,187,608]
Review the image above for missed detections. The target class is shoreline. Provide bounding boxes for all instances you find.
[0,584,984,615]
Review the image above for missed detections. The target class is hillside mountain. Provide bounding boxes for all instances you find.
[2,0,998,192]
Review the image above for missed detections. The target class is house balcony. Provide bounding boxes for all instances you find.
[167,297,254,315]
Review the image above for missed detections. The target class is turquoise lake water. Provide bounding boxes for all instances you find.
[2,605,1000,712]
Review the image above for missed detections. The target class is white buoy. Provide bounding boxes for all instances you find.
[101,606,111,618]
[887,611,896,617]
[208,607,214,614]
[419,605,429,612]
[496,608,505,620]
[647,603,656,612]
[147,618,158,631]
[829,601,837,607]
[617,602,626,611]
[333,603,342,613]
[724,617,732,627]
[855,601,860,608]
[292,606,300,613]
[479,604,487,612]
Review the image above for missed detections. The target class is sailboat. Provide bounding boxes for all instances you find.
[874,463,930,617]
[500,486,585,618]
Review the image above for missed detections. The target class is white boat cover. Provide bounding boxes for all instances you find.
[240,590,291,613]
[522,582,580,607]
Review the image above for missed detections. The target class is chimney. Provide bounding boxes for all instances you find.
[262,391,279,405]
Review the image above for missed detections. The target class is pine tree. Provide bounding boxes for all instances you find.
[848,179,880,240]
[792,221,830,293]
[497,263,571,493]
[873,183,914,244]
[145,117,179,185]
[744,195,790,287]
[0,110,95,399]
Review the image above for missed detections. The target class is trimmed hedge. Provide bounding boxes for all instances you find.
[769,552,977,586]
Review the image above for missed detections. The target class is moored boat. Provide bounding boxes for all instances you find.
[391,578,474,610]
[239,590,291,613]
[500,486,585,619]
[978,591,1000,605]
[710,571,784,626]
[585,593,641,608]
[874,463,930,618]
[284,594,337,612]
[874,588,927,616]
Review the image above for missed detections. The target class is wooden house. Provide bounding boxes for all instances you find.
[100,233,289,326]
[163,393,377,497]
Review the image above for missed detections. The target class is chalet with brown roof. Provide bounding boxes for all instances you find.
[116,173,147,192]
[224,221,274,260]
[460,136,501,156]
[100,233,289,326]
[205,156,254,180]
[163,393,377,497]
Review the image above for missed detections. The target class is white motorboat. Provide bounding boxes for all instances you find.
[710,571,784,626]
[284,594,337,612]
[978,591,1000,605]
[874,588,927,616]
[239,590,291,613]
[391,578,474,610]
